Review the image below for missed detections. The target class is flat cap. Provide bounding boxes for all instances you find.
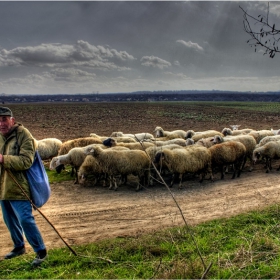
[0,107,13,117]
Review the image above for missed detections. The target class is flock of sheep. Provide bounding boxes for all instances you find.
[34,125,280,191]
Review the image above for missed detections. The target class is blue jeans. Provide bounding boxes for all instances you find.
[0,200,46,253]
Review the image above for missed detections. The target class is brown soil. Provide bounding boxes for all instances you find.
[1,102,280,258]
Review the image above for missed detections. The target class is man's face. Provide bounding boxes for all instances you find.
[0,116,15,137]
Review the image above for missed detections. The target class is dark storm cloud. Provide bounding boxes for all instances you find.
[0,1,280,94]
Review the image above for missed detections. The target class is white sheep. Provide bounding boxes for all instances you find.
[153,126,187,139]
[185,129,223,142]
[221,127,254,136]
[50,146,90,184]
[35,138,63,160]
[78,155,104,187]
[271,128,280,135]
[153,145,213,189]
[248,130,274,144]
[117,141,155,150]
[86,146,151,191]
[58,137,103,155]
[110,131,154,141]
[257,135,280,147]
[151,138,187,147]
[208,141,246,180]
[252,140,280,173]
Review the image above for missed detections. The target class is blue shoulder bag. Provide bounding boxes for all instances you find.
[15,129,51,208]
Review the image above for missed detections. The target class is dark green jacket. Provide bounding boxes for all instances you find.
[0,123,36,200]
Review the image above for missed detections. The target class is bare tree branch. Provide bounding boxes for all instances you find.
[240,3,280,58]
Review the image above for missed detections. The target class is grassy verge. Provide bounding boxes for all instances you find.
[1,205,280,279]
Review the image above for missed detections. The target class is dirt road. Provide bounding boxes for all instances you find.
[1,164,279,258]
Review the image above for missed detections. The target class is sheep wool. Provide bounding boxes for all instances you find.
[252,140,280,173]
[209,141,246,180]
[154,145,212,189]
[88,146,151,191]
[35,138,63,160]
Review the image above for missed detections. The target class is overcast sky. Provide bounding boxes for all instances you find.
[1,1,280,95]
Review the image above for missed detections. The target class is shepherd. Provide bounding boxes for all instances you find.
[0,107,47,266]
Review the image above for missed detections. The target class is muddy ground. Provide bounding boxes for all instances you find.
[0,102,280,258]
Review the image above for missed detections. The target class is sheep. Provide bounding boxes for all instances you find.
[91,133,137,143]
[257,135,280,147]
[185,130,223,142]
[252,140,280,173]
[221,127,254,136]
[58,137,103,155]
[50,146,89,184]
[110,131,154,141]
[153,126,187,139]
[151,138,187,147]
[116,142,155,150]
[208,141,246,180]
[78,155,104,187]
[35,138,63,160]
[89,133,110,141]
[153,145,213,189]
[185,137,216,148]
[270,128,280,135]
[248,130,274,144]
[86,146,151,191]
[213,134,257,171]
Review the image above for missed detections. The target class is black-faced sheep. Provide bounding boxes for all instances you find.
[153,145,213,189]
[185,130,223,142]
[35,138,63,160]
[252,140,280,173]
[86,146,151,191]
[208,141,246,180]
[153,126,187,139]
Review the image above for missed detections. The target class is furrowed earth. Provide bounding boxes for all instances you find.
[0,102,280,258]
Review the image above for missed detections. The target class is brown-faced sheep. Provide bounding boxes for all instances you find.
[153,145,212,189]
[208,141,246,180]
[252,140,280,173]
[86,146,151,191]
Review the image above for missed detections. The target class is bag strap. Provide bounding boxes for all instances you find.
[14,127,20,156]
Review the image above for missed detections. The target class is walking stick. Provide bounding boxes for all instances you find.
[4,168,77,256]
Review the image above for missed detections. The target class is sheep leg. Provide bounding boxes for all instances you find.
[113,176,119,191]
[220,166,225,180]
[170,173,176,188]
[74,167,79,184]
[178,174,183,189]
